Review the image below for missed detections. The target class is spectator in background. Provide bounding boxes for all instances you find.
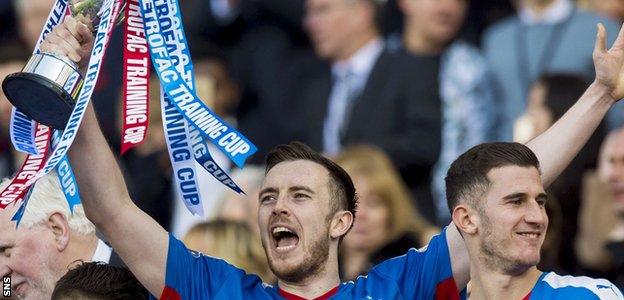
[581,0,624,22]
[282,0,442,222]
[183,220,274,282]
[513,74,605,272]
[392,0,496,224]
[169,54,245,237]
[173,165,265,238]
[180,0,307,163]
[51,262,148,300]
[217,166,265,235]
[0,46,28,178]
[577,127,624,289]
[12,0,53,48]
[483,0,623,140]
[335,145,438,280]
[0,174,124,299]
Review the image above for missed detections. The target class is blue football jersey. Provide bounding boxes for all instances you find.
[159,228,459,299]
[524,272,623,300]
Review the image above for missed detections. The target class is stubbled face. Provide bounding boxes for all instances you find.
[401,0,467,46]
[344,176,389,253]
[0,207,60,299]
[304,0,366,60]
[599,131,624,213]
[258,160,335,282]
[476,166,548,274]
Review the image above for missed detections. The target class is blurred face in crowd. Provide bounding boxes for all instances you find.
[0,61,23,126]
[344,176,389,253]
[598,129,624,213]
[471,166,548,273]
[304,0,377,61]
[14,0,55,48]
[513,82,552,144]
[194,59,241,117]
[258,160,348,282]
[399,0,467,49]
[0,206,65,299]
[589,0,624,22]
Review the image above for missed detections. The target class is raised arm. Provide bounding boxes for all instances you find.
[41,17,168,297]
[527,23,624,186]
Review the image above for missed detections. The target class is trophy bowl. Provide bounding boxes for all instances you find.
[1,0,125,129]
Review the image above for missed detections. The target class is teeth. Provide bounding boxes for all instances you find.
[519,233,539,238]
[272,226,293,235]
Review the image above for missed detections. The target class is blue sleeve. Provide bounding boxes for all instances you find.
[368,228,456,299]
[163,233,244,299]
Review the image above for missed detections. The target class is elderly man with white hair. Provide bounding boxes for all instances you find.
[0,173,121,299]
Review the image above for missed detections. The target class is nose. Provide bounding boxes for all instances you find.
[0,263,10,278]
[608,161,624,183]
[524,200,547,228]
[271,196,291,217]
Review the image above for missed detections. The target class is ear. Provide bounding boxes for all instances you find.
[452,204,479,236]
[329,211,354,240]
[47,212,70,252]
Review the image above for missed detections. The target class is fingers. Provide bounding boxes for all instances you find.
[75,18,94,45]
[594,23,607,59]
[62,16,85,44]
[39,16,95,66]
[44,31,81,62]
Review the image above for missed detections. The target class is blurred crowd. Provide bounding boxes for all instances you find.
[1,0,624,297]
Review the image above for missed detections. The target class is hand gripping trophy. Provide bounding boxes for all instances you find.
[2,0,125,129]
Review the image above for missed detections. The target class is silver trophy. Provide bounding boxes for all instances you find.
[1,0,125,129]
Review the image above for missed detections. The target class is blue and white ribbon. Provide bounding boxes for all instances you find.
[152,0,244,195]
[140,0,257,169]
[9,0,70,155]
[23,0,122,189]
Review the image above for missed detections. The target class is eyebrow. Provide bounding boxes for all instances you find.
[258,186,316,198]
[502,192,548,201]
[503,192,526,200]
[289,186,315,194]
[259,187,279,197]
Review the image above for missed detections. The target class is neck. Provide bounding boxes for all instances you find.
[61,234,99,270]
[341,248,371,280]
[523,0,557,14]
[403,23,445,55]
[469,260,542,300]
[278,247,341,298]
[334,31,379,62]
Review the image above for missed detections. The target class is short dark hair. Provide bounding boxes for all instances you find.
[537,73,589,121]
[445,142,540,212]
[51,262,149,300]
[265,141,358,219]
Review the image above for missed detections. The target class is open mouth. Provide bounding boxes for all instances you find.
[271,226,300,253]
[516,232,541,239]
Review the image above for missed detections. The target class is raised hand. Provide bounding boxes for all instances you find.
[593,23,624,101]
[40,16,94,69]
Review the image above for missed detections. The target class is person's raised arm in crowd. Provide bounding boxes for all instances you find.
[40,17,169,297]
[527,23,624,186]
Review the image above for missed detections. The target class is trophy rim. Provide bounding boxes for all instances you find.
[2,72,76,129]
[37,52,81,73]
